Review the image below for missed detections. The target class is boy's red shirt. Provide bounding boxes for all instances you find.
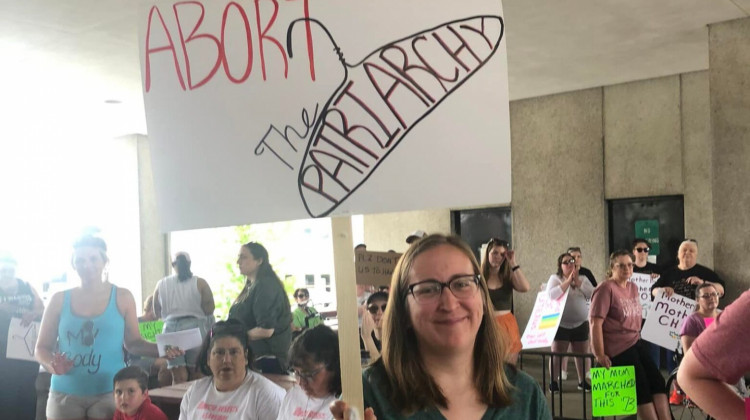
[113,395,168,420]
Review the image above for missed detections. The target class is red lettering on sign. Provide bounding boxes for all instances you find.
[144,6,186,92]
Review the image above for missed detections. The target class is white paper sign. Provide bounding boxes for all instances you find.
[155,328,203,356]
[629,273,658,319]
[138,0,511,231]
[6,317,40,362]
[521,290,569,349]
[641,292,696,350]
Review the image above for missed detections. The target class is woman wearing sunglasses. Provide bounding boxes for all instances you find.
[181,319,284,420]
[278,325,341,420]
[291,288,323,339]
[332,234,549,420]
[545,253,594,393]
[361,291,388,361]
[480,238,530,364]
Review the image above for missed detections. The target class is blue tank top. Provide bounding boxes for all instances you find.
[51,285,126,395]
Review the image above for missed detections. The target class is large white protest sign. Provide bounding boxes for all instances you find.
[6,317,40,362]
[641,292,696,350]
[521,290,569,349]
[629,273,657,319]
[138,0,511,230]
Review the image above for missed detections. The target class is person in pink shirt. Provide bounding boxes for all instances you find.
[678,289,750,420]
[589,250,670,420]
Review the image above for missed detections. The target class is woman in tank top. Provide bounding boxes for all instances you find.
[36,235,180,420]
[480,238,530,364]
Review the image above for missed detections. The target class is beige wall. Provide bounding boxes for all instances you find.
[360,70,722,331]
[709,18,750,305]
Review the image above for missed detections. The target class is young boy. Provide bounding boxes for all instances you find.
[113,366,168,420]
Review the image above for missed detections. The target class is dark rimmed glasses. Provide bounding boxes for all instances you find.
[407,275,480,304]
[634,247,650,253]
[290,366,325,382]
[367,303,387,314]
[699,292,719,299]
[294,293,308,299]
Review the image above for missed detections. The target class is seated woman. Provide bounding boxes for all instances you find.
[590,250,670,420]
[360,291,387,361]
[291,288,323,338]
[278,325,341,420]
[545,253,594,392]
[677,289,750,420]
[333,234,550,420]
[677,283,746,399]
[180,319,284,420]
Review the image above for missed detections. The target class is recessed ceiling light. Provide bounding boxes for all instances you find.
[104,99,122,104]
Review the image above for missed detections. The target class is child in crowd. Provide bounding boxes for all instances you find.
[113,366,168,420]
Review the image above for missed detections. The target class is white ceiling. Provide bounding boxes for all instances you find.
[0,0,747,141]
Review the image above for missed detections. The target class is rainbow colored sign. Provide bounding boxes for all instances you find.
[521,291,568,349]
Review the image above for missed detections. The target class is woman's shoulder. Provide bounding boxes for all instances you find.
[245,370,287,396]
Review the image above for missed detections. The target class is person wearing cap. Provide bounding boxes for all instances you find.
[405,230,427,245]
[153,252,215,384]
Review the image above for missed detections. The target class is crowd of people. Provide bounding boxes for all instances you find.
[0,230,747,420]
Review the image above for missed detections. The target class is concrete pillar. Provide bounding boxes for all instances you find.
[709,18,750,304]
[135,135,170,305]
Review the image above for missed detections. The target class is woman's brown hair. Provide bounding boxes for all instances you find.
[379,234,513,414]
[480,238,512,287]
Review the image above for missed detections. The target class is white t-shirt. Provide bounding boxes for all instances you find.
[276,385,336,420]
[180,370,285,420]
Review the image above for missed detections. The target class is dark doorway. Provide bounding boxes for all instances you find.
[608,196,684,267]
[452,207,512,262]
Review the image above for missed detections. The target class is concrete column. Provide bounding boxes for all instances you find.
[135,135,170,305]
[709,18,750,304]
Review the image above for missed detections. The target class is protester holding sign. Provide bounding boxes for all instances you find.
[153,251,215,384]
[0,254,44,419]
[229,242,292,373]
[332,234,550,420]
[677,289,750,420]
[631,238,663,369]
[590,250,670,420]
[651,239,724,301]
[546,253,594,392]
[481,238,530,364]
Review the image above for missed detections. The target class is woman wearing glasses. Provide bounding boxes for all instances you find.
[278,325,341,420]
[590,250,670,420]
[480,238,530,364]
[229,242,292,373]
[291,288,323,338]
[545,253,594,392]
[332,234,549,420]
[182,319,284,419]
[361,291,388,361]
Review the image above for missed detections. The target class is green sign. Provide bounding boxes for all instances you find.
[138,320,164,343]
[634,219,660,255]
[591,366,637,416]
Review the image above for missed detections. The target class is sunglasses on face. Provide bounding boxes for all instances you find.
[295,294,308,299]
[561,259,576,265]
[635,247,650,253]
[367,303,387,314]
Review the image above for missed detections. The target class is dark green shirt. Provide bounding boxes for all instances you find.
[228,276,292,369]
[362,362,551,420]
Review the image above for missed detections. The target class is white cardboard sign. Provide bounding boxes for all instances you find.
[629,273,658,319]
[155,327,203,356]
[641,292,696,350]
[6,317,40,362]
[138,0,511,230]
[521,290,569,349]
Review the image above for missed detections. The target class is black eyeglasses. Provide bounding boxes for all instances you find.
[367,303,387,314]
[294,294,308,299]
[290,366,325,381]
[635,247,650,253]
[407,275,480,304]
